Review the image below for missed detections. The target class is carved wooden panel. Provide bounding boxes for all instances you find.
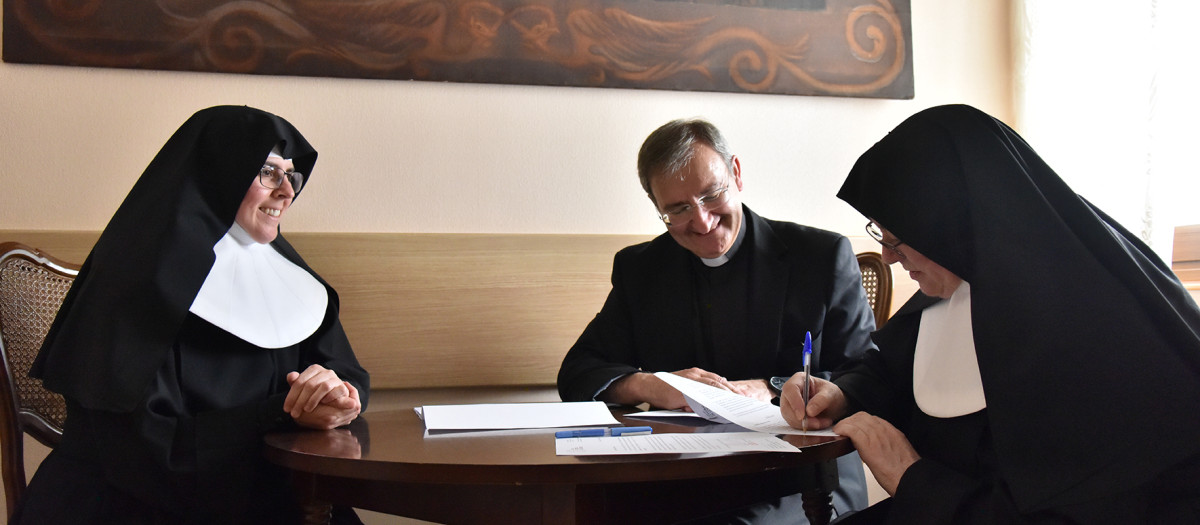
[4,0,912,98]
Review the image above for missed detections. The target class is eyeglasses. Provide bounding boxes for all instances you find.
[259,165,304,193]
[658,185,731,227]
[866,221,906,260]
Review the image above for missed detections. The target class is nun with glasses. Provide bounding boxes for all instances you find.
[781,105,1200,523]
[15,106,370,524]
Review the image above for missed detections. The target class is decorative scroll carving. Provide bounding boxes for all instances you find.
[3,0,912,98]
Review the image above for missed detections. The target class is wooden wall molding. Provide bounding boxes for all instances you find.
[0,230,650,390]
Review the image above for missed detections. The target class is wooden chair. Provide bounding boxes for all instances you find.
[856,251,893,328]
[0,242,78,519]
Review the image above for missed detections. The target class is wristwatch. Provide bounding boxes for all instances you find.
[768,376,789,394]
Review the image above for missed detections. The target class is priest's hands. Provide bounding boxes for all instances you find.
[284,364,362,430]
[729,379,774,402]
[833,412,919,496]
[602,368,744,409]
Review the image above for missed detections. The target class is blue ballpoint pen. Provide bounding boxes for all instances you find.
[802,331,812,432]
[555,428,605,438]
[554,426,654,438]
[610,426,653,436]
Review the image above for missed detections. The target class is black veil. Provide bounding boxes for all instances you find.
[837,104,1200,511]
[34,106,319,412]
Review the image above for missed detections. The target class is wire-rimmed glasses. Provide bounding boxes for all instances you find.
[658,185,730,228]
[259,165,304,193]
[866,220,906,260]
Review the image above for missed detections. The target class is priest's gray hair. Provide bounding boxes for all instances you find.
[637,118,735,204]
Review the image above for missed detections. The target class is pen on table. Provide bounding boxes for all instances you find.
[611,426,653,436]
[802,330,812,432]
[554,426,653,438]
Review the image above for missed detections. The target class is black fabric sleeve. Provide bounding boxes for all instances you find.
[300,305,371,413]
[885,458,1142,524]
[557,255,642,402]
[832,293,932,425]
[191,393,290,468]
[814,237,879,375]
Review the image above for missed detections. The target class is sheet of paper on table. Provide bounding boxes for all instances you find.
[555,432,802,455]
[652,372,838,437]
[417,401,619,431]
[625,409,709,420]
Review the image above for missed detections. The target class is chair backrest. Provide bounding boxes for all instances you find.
[0,242,78,519]
[856,251,893,328]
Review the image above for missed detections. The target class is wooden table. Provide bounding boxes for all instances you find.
[264,401,853,525]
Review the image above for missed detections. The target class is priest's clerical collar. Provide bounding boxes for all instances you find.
[188,222,328,348]
[699,216,747,267]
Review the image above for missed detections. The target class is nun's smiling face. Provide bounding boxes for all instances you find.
[235,156,296,244]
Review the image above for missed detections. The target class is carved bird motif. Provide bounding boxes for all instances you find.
[286,0,498,72]
[555,8,715,83]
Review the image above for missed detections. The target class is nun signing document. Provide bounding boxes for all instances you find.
[780,104,1200,524]
[14,106,370,525]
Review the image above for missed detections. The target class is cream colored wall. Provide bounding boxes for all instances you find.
[1,3,1000,521]
[0,0,1013,245]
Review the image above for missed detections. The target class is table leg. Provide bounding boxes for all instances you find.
[801,488,834,525]
[299,500,332,525]
[286,469,333,525]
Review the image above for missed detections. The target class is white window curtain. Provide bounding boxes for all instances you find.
[1012,0,1200,261]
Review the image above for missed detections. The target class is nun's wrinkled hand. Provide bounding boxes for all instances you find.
[291,381,362,430]
[834,412,919,496]
[779,373,846,430]
[284,364,351,418]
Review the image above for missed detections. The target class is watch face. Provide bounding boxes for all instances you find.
[770,376,787,392]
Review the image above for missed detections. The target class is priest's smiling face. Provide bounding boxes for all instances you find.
[235,156,296,244]
[649,144,744,260]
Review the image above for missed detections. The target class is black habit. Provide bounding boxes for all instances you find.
[17,106,370,524]
[834,104,1200,523]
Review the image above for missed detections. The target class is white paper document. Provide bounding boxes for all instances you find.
[417,401,619,431]
[625,409,709,420]
[653,372,837,436]
[555,432,801,455]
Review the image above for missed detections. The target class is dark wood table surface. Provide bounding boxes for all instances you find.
[264,390,854,525]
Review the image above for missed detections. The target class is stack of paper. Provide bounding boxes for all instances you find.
[555,431,804,455]
[647,372,838,437]
[416,401,618,431]
[411,379,836,456]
